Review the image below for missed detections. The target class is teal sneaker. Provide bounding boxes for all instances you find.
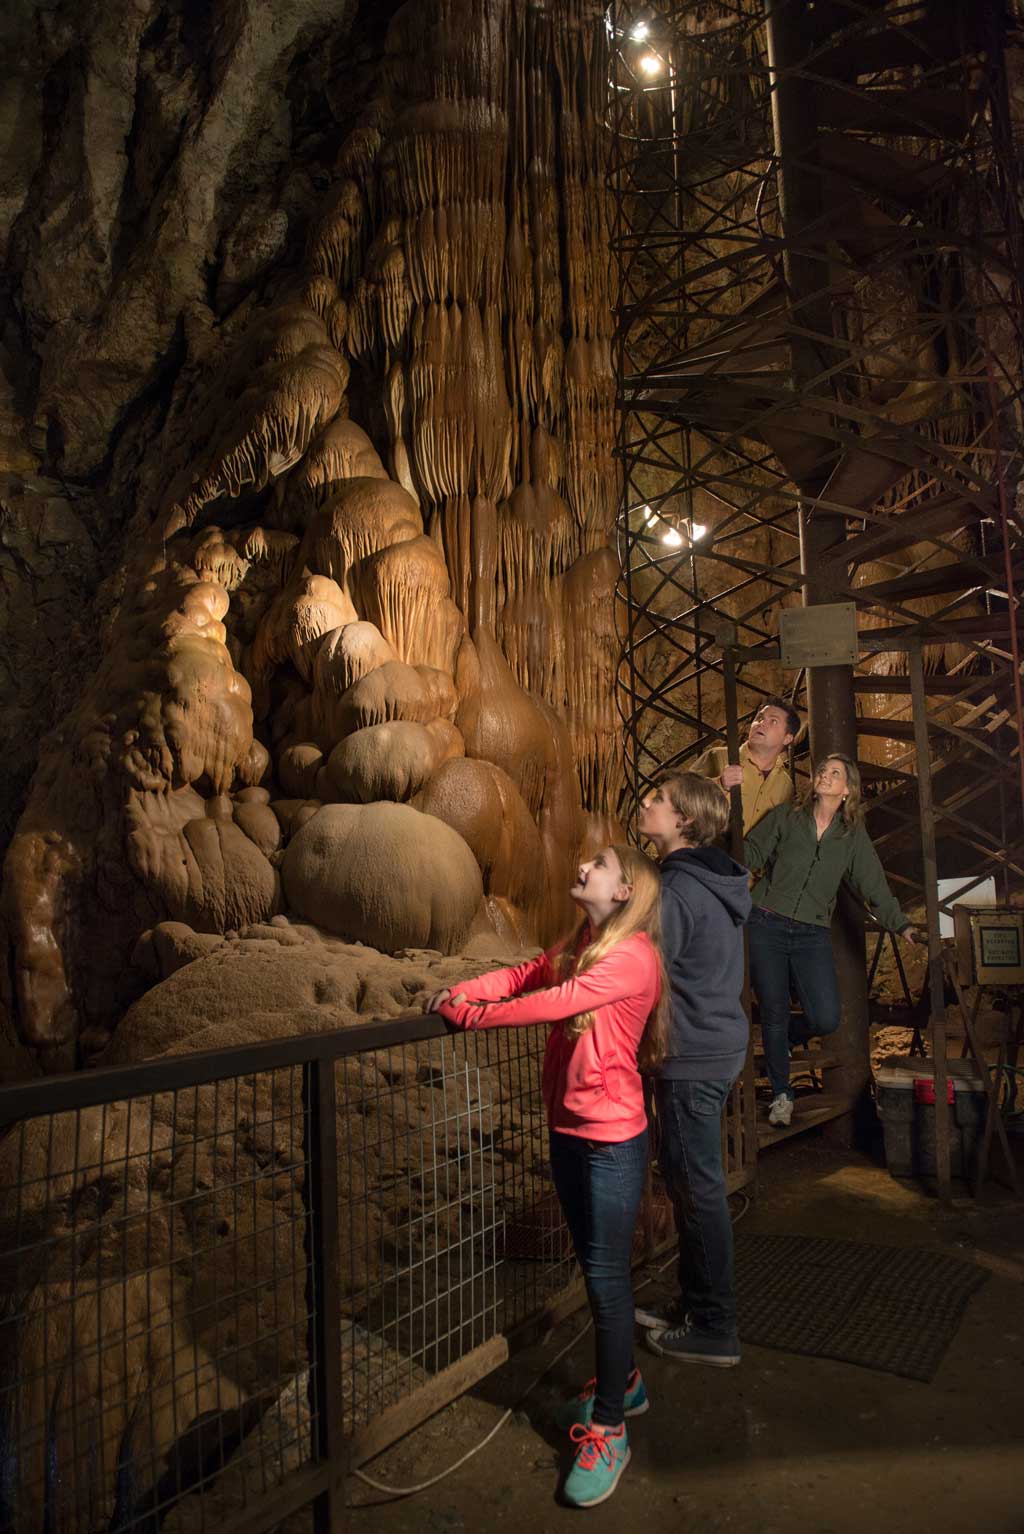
[563,1423,631,1508]
[553,1368,649,1430]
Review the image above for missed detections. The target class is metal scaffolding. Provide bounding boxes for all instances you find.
[609,0,1024,1186]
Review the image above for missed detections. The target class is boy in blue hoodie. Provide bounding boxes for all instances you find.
[637,771,752,1366]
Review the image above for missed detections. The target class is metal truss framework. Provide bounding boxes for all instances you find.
[608,0,1024,1188]
[610,0,1024,904]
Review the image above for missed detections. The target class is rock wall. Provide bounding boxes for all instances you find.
[1,0,621,1071]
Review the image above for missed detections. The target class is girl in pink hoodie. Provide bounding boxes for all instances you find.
[425,844,667,1509]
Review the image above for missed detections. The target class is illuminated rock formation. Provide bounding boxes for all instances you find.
[1,0,623,1071]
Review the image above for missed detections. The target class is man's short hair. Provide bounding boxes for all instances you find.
[757,695,801,741]
[657,771,730,847]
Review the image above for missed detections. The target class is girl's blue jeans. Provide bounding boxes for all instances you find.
[548,1125,648,1427]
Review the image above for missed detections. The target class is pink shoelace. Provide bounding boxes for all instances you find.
[569,1423,622,1469]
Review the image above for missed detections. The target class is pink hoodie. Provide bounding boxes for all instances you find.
[437,933,660,1141]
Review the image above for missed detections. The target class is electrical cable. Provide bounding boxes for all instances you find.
[351,1190,750,1501]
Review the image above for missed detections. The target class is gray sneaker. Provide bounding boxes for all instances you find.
[767,1093,794,1127]
[634,1295,688,1330]
[647,1321,740,1368]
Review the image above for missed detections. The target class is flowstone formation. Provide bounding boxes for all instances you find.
[2,0,621,1072]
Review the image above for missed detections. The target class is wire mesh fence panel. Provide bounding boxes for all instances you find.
[0,1017,589,1533]
[0,1067,314,1534]
[336,1025,578,1437]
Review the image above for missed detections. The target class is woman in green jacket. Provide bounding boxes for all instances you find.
[743,753,919,1128]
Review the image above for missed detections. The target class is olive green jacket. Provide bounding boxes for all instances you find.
[742,804,910,933]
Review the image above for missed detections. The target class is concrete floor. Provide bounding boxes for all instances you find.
[348,1135,1024,1534]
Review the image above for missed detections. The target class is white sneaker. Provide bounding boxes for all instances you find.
[768,1094,794,1127]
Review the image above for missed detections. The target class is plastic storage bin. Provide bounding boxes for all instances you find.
[875,1056,988,1179]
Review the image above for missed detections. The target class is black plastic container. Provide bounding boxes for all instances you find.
[875,1056,988,1179]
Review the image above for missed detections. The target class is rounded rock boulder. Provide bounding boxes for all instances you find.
[281,802,483,953]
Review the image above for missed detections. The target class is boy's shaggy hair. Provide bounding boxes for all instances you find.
[657,771,730,846]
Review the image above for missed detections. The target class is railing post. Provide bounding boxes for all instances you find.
[304,1054,347,1532]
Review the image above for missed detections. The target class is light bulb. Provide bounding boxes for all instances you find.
[631,21,649,40]
[691,522,707,541]
[639,52,662,76]
[662,526,683,547]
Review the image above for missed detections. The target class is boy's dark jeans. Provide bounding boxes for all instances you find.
[654,1077,738,1339]
[747,905,842,1101]
[549,1126,648,1427]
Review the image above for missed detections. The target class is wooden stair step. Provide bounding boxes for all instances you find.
[810,13,983,81]
[818,132,957,206]
[852,675,991,696]
[757,1092,856,1149]
[815,85,979,138]
[837,490,995,563]
[862,613,1016,646]
[819,439,918,515]
[855,557,1019,605]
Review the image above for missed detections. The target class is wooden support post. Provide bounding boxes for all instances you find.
[943,958,1022,1200]
[766,0,869,1141]
[908,640,952,1202]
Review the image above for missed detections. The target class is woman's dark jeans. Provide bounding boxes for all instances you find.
[748,905,842,1101]
[654,1078,738,1339]
[548,1126,648,1427]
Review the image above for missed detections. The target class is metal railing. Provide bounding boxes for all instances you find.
[0,1013,591,1534]
[0,1008,758,1533]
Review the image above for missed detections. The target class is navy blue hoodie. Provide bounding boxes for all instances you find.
[658,846,752,1082]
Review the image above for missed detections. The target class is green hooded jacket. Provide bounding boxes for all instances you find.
[742,804,910,933]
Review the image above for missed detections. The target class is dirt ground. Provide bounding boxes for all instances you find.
[346,1133,1024,1534]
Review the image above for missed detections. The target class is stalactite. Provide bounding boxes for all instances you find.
[353,534,464,674]
[306,179,368,289]
[295,477,422,592]
[271,419,389,532]
[178,345,349,528]
[563,547,623,814]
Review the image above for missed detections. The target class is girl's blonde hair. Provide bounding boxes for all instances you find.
[556,844,669,1070]
[802,751,864,831]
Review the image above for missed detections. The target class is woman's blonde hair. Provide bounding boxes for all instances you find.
[556,844,669,1070]
[803,751,864,831]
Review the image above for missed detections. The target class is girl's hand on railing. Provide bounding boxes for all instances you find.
[423,989,469,1013]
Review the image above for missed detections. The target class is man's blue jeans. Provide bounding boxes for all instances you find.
[748,905,842,1101]
[654,1078,737,1339]
[548,1126,648,1427]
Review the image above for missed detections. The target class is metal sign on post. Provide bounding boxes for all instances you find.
[779,602,858,668]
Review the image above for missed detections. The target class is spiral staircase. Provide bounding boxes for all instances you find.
[610,0,1024,1185]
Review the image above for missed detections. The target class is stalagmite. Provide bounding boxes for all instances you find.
[281,802,483,953]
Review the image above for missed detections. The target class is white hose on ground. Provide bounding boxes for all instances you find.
[351,1191,750,1500]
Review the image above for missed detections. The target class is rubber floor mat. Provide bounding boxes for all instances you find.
[735,1231,988,1381]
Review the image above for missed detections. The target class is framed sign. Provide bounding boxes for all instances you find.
[779,602,858,668]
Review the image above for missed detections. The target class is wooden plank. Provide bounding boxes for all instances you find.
[856,557,1018,605]
[861,614,1014,646]
[347,1335,511,1468]
[810,14,980,79]
[839,491,994,564]
[818,130,959,204]
[909,641,952,1204]
[756,1093,858,1148]
[815,85,977,137]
